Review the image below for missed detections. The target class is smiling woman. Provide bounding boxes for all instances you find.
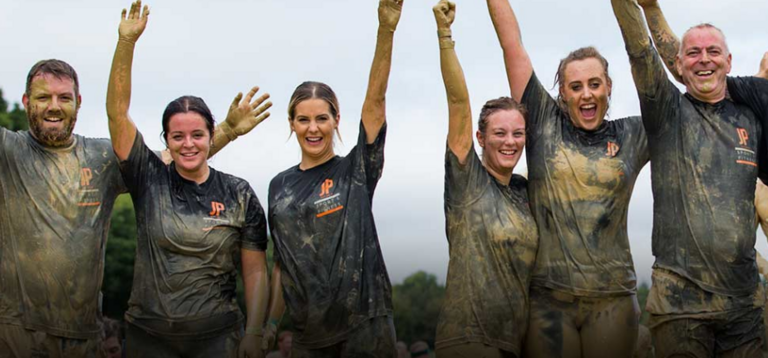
[104,1,275,358]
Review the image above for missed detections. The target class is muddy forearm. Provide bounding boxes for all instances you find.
[209,122,237,158]
[640,2,682,83]
[106,39,139,160]
[611,0,652,57]
[265,262,285,327]
[361,28,396,143]
[438,32,473,161]
[242,251,269,335]
[486,0,531,101]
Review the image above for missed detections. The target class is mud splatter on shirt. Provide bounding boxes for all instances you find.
[120,132,267,338]
[0,129,125,339]
[522,73,649,297]
[268,121,391,349]
[435,147,538,356]
[628,45,762,302]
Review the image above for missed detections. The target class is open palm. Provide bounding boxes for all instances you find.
[119,0,149,43]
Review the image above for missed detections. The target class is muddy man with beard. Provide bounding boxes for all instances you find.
[0,26,268,358]
[613,0,768,356]
[485,1,649,357]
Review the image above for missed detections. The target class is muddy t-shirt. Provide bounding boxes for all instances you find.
[268,121,391,349]
[121,132,267,338]
[435,147,538,355]
[521,73,649,297]
[0,130,125,339]
[728,76,768,182]
[628,45,762,299]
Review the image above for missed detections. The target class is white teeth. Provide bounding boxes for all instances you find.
[580,104,596,109]
[307,138,321,142]
[500,150,517,155]
[697,71,713,75]
[45,118,62,122]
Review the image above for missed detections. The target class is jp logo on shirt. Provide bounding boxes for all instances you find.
[606,142,619,157]
[315,179,344,218]
[210,201,225,217]
[735,128,757,167]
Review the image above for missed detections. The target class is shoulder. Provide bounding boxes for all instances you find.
[79,135,115,152]
[269,165,300,193]
[215,169,256,194]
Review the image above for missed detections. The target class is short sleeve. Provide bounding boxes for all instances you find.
[728,76,768,183]
[119,131,165,195]
[241,184,268,252]
[627,44,680,136]
[444,145,491,207]
[350,120,387,199]
[521,72,561,140]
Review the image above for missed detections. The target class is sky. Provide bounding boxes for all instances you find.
[1,0,767,285]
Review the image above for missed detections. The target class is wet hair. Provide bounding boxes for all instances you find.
[477,97,527,136]
[26,59,80,97]
[161,95,215,142]
[553,46,612,113]
[287,81,342,140]
[680,23,729,56]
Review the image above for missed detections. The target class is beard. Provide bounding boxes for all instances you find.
[28,109,77,147]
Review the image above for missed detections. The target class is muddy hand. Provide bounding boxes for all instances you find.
[379,0,404,32]
[636,0,658,8]
[119,0,150,43]
[224,87,272,137]
[433,0,456,31]
[758,52,768,79]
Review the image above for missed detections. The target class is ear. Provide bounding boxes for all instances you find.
[76,94,82,110]
[335,113,341,128]
[22,93,29,110]
[725,52,733,74]
[288,117,295,132]
[675,55,684,82]
[476,130,485,148]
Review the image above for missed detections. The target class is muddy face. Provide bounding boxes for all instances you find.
[22,74,80,147]
[165,112,211,180]
[676,27,732,103]
[477,109,526,181]
[560,58,611,131]
[290,98,339,169]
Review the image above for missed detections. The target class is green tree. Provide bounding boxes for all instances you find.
[0,88,28,131]
[102,194,138,319]
[637,281,650,325]
[392,271,445,345]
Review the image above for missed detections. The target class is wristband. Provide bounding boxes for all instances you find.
[437,28,452,38]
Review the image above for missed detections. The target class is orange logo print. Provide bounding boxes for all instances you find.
[80,168,93,187]
[209,201,225,217]
[320,179,334,197]
[606,142,619,157]
[737,128,749,146]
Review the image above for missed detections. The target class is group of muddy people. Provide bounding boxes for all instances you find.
[1,0,768,357]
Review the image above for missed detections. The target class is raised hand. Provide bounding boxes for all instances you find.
[119,0,150,43]
[433,0,456,31]
[223,87,272,138]
[378,0,404,32]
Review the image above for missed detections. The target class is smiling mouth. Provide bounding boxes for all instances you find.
[180,152,198,158]
[696,70,714,78]
[500,149,518,156]
[580,104,597,119]
[306,137,323,145]
[44,117,63,123]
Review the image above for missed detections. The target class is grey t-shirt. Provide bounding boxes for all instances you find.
[522,73,649,297]
[435,147,538,356]
[268,121,392,349]
[121,132,267,338]
[0,129,126,339]
[629,45,762,298]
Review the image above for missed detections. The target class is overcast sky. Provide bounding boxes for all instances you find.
[2,0,768,285]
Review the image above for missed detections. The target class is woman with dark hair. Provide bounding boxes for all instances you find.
[263,0,404,356]
[485,1,649,357]
[432,2,538,358]
[106,2,273,357]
